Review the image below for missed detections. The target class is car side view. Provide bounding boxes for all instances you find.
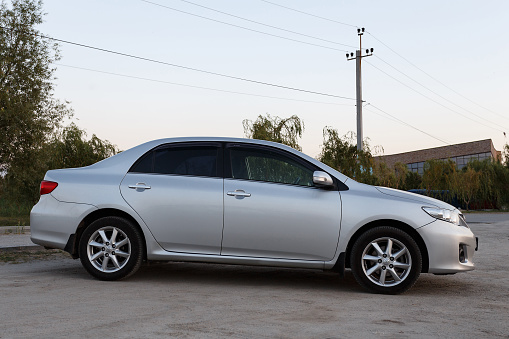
[30,137,477,294]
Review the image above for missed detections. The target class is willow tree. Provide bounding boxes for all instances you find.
[46,123,118,170]
[318,128,376,184]
[450,167,480,210]
[243,114,304,151]
[1,0,72,201]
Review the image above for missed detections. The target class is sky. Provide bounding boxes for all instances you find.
[37,0,509,158]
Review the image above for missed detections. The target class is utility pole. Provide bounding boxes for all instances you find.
[347,28,373,151]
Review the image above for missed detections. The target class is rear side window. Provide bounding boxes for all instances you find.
[130,146,220,177]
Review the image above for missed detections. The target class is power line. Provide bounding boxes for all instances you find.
[56,63,355,106]
[248,3,506,125]
[366,31,507,121]
[61,61,447,146]
[173,0,355,48]
[365,59,507,134]
[365,104,450,145]
[0,25,355,100]
[259,0,358,28]
[140,0,349,52]
[374,55,509,130]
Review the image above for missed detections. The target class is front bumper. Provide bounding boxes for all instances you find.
[417,220,476,274]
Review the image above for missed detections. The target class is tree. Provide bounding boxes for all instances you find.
[393,162,409,189]
[46,123,118,169]
[404,171,422,190]
[4,124,118,203]
[465,159,509,209]
[0,0,71,174]
[318,128,376,184]
[450,167,480,210]
[243,114,304,150]
[421,159,456,191]
[372,160,396,187]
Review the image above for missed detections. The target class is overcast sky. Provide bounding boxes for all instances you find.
[39,0,509,157]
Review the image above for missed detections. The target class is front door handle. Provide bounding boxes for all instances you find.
[128,183,151,190]
[227,190,251,198]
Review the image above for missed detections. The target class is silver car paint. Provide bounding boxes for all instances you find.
[30,194,97,249]
[222,178,341,261]
[417,219,476,273]
[30,137,476,274]
[120,173,224,254]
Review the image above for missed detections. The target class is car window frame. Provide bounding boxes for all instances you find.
[128,142,224,178]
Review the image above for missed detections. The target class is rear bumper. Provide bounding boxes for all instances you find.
[417,220,476,274]
[30,194,97,250]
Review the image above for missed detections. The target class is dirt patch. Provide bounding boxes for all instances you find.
[0,248,70,264]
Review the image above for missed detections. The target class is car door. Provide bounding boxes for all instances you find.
[222,144,342,261]
[120,142,224,254]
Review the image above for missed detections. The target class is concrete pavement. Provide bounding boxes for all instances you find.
[0,226,42,251]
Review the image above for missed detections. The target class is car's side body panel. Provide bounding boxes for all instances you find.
[222,178,342,261]
[120,173,224,254]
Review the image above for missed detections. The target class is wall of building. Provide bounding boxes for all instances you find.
[374,139,501,174]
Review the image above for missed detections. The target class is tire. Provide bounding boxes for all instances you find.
[350,226,422,294]
[79,216,144,281]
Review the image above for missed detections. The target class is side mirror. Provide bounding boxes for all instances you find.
[313,171,334,187]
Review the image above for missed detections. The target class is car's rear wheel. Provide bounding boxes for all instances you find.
[350,226,422,294]
[79,216,143,281]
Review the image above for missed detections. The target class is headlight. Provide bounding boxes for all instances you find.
[422,207,468,227]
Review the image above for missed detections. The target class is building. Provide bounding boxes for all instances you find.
[375,139,502,175]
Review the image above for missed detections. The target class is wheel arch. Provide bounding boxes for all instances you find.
[68,208,147,260]
[344,219,429,273]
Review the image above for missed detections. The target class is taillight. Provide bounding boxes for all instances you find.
[40,181,58,195]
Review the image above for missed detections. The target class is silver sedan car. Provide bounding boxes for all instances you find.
[30,137,477,294]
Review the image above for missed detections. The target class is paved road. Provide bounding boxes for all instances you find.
[0,215,508,338]
[463,212,509,224]
[0,226,36,249]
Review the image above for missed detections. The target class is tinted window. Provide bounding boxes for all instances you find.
[131,146,219,177]
[229,148,314,187]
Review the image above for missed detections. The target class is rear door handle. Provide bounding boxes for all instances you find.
[227,190,251,198]
[128,183,151,190]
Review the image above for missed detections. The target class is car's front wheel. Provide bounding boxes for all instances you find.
[350,226,422,294]
[79,216,144,281]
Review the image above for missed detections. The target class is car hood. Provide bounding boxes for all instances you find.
[375,187,455,210]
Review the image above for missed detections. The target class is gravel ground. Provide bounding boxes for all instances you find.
[0,216,508,338]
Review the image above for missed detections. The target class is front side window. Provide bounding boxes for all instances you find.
[229,148,314,187]
[130,145,219,177]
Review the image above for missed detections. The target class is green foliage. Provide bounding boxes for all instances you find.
[421,159,456,192]
[450,167,480,210]
[464,160,509,209]
[318,128,376,184]
[0,0,72,175]
[243,114,304,151]
[46,123,118,169]
[372,160,396,188]
[3,124,118,204]
[404,171,422,190]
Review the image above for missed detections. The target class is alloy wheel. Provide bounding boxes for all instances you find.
[86,226,131,273]
[361,236,412,287]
